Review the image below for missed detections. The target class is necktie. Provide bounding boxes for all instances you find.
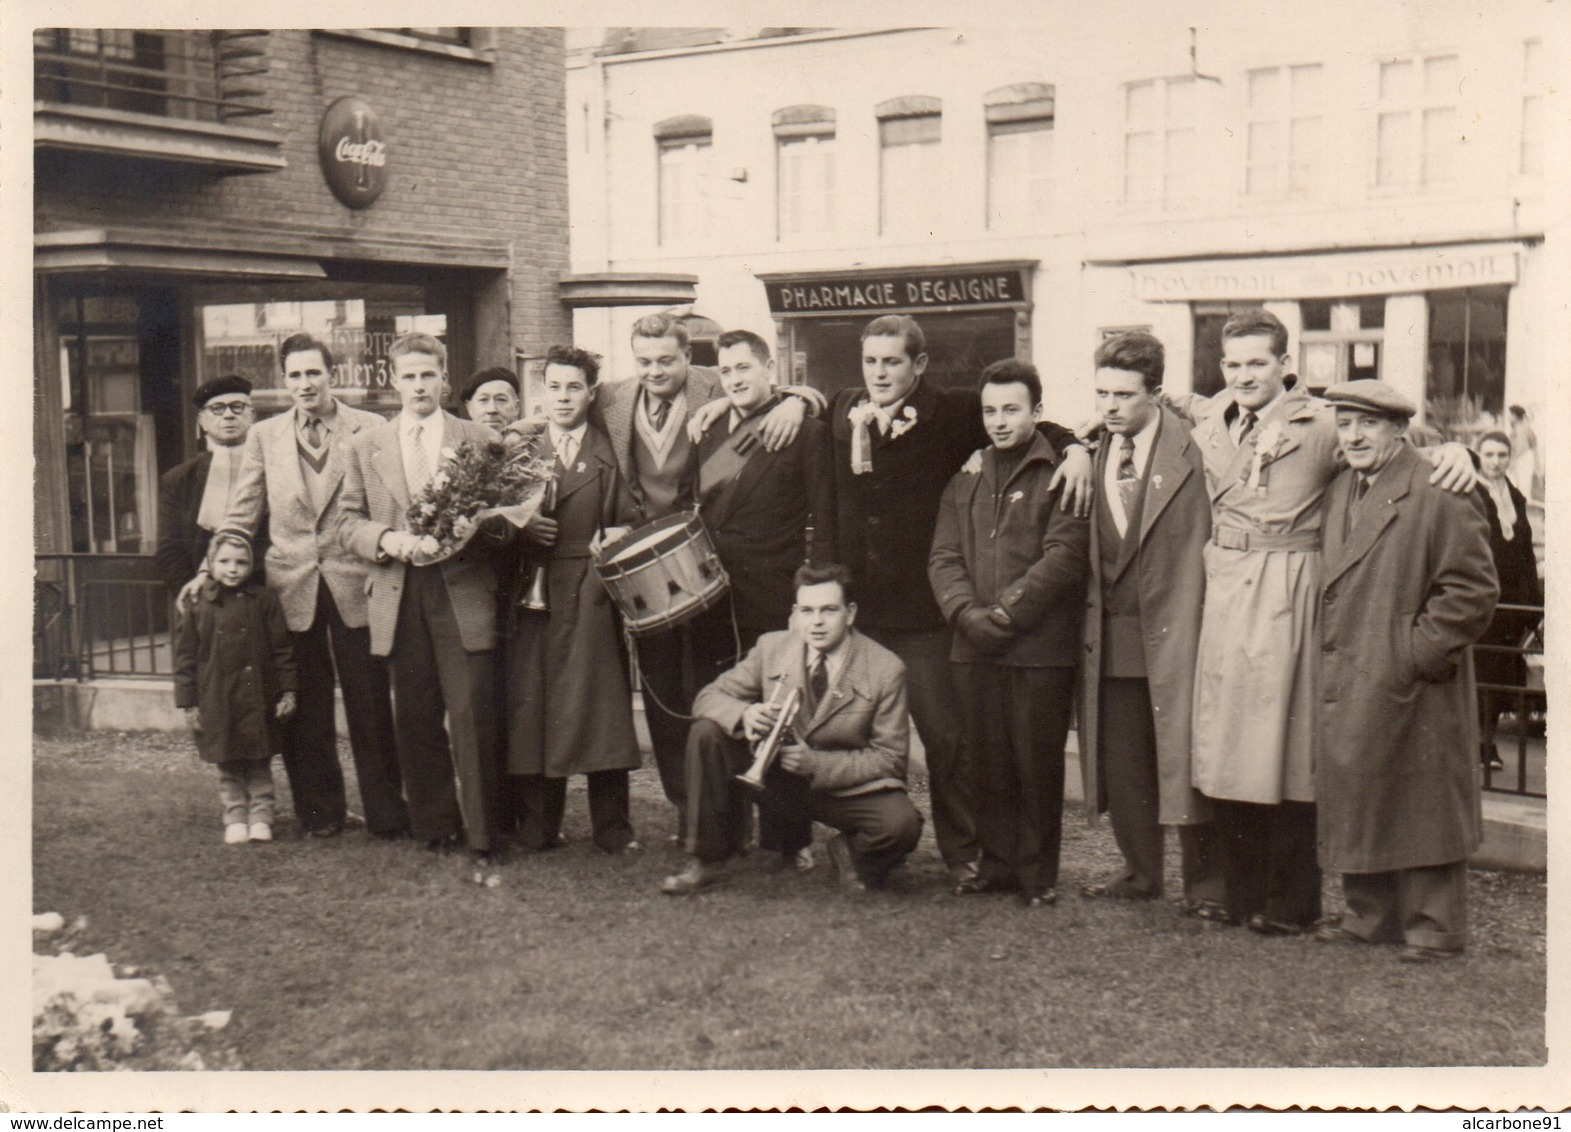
[808,653,829,713]
[1345,476,1370,540]
[1236,409,1257,446]
[557,433,578,469]
[407,423,432,496]
[1116,436,1140,528]
[304,416,322,449]
[649,396,671,432]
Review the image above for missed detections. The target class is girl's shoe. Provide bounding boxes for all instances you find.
[248,822,273,843]
[224,823,250,845]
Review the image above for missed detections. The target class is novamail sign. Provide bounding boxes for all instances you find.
[764,268,1028,315]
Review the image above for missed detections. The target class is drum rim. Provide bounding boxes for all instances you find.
[597,512,708,576]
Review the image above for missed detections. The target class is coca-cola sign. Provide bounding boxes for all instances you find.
[318,96,388,209]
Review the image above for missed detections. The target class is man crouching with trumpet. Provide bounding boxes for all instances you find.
[661,563,923,895]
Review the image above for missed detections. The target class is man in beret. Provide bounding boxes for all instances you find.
[1314,380,1497,963]
[157,376,264,593]
[463,367,522,432]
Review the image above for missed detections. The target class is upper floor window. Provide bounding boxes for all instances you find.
[1123,77,1198,208]
[877,96,942,236]
[1520,39,1542,177]
[1245,64,1322,197]
[1375,53,1460,188]
[775,105,835,238]
[33,29,271,123]
[654,115,713,245]
[985,83,1055,229]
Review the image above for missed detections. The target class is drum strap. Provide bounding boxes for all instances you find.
[698,413,769,515]
[625,587,744,723]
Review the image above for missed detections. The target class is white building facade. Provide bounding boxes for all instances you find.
[563,7,1552,450]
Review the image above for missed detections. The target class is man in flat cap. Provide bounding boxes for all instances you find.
[1314,380,1498,963]
[463,367,522,432]
[158,376,264,593]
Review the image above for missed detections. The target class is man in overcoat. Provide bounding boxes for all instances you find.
[1314,381,1497,963]
[502,346,641,853]
[157,375,262,593]
[825,315,1091,884]
[219,334,406,839]
[929,359,1088,906]
[338,332,512,875]
[1077,333,1224,916]
[591,312,819,833]
[660,563,923,895]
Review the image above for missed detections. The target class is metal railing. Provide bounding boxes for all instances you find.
[34,29,272,124]
[1475,603,1545,800]
[35,554,175,681]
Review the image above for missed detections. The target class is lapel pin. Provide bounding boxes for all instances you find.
[1152,474,1163,490]
[576,461,586,473]
[1008,490,1024,503]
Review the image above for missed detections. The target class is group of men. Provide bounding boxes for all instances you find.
[161,305,1500,961]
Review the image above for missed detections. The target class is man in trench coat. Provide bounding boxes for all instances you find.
[1314,381,1497,963]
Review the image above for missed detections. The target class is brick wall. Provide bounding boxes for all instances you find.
[36,28,571,359]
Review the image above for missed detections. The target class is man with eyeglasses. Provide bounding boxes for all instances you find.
[157,375,264,593]
[212,332,409,841]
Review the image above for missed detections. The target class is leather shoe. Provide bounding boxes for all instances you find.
[1080,879,1156,901]
[1184,900,1236,925]
[1247,913,1307,937]
[1399,944,1462,964]
[1314,919,1369,945]
[953,874,1019,897]
[307,821,344,839]
[661,859,722,895]
[1018,888,1058,908]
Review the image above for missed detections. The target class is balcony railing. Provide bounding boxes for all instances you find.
[34,29,272,125]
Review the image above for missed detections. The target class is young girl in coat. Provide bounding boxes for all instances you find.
[173,530,298,844]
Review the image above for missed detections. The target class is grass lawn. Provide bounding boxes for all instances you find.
[33,731,1547,1071]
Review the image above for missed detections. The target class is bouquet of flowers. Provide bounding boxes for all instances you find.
[405,432,557,565]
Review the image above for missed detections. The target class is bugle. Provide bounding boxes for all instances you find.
[735,686,802,791]
[518,477,558,612]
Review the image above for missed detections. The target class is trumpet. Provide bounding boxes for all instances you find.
[518,477,558,612]
[735,685,802,792]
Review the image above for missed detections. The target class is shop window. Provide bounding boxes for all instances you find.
[654,116,713,245]
[1426,286,1509,439]
[1299,299,1384,393]
[1245,64,1321,197]
[985,83,1055,229]
[774,106,835,238]
[1122,77,1198,208]
[785,311,1015,398]
[57,289,182,555]
[1375,53,1460,188]
[1520,39,1543,177]
[877,97,942,236]
[197,292,447,418]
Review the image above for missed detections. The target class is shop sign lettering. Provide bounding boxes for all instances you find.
[766,269,1026,314]
[1131,245,1521,301]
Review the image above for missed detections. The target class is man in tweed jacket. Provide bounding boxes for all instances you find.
[338,333,511,872]
[220,334,406,839]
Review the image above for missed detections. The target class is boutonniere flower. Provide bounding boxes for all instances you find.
[888,405,919,440]
[1245,419,1288,490]
[1008,489,1025,503]
[576,461,586,474]
[1151,473,1164,491]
